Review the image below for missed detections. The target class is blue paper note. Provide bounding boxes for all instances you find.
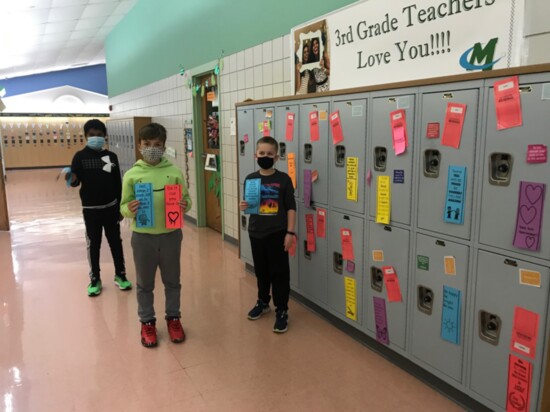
[441,285,461,345]
[135,183,154,228]
[393,169,404,184]
[244,178,261,215]
[444,166,467,225]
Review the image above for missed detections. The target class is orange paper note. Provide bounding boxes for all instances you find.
[442,103,466,149]
[494,76,523,130]
[511,306,539,359]
[382,266,402,302]
[507,354,532,412]
[316,208,326,238]
[287,152,297,189]
[165,184,183,229]
[340,228,354,261]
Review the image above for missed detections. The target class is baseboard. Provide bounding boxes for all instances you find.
[184,215,197,225]
[223,234,238,245]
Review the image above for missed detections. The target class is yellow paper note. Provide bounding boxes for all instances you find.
[346,157,359,202]
[372,250,385,262]
[519,269,541,288]
[444,256,456,275]
[376,176,391,224]
[288,152,297,189]
[344,276,357,321]
[319,111,328,121]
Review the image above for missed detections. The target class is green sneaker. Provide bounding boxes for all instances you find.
[114,274,132,291]
[87,278,102,297]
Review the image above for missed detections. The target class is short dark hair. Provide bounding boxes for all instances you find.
[139,122,167,144]
[84,119,107,136]
[256,136,278,152]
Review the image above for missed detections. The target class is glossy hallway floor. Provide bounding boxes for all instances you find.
[0,169,465,412]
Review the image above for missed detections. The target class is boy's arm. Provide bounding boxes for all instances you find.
[286,209,296,233]
[177,171,192,213]
[69,152,81,187]
[120,173,135,218]
[112,153,122,205]
[284,174,296,234]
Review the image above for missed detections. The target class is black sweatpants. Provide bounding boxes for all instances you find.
[249,230,290,311]
[83,204,126,279]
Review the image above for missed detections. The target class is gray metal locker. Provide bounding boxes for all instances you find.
[290,203,300,290]
[369,91,415,225]
[327,211,364,325]
[298,202,328,305]
[275,104,300,199]
[417,86,480,240]
[364,221,410,351]
[237,108,255,185]
[329,96,367,215]
[254,106,275,144]
[411,233,469,383]
[479,76,550,260]
[238,183,253,265]
[299,99,330,206]
[470,250,549,411]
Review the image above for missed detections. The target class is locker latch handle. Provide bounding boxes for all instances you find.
[279,142,286,159]
[304,144,313,163]
[304,241,311,260]
[374,147,387,172]
[333,252,343,274]
[424,149,441,178]
[241,215,247,230]
[239,141,246,156]
[371,267,384,292]
[417,286,434,315]
[479,311,502,345]
[335,145,346,167]
[489,153,513,186]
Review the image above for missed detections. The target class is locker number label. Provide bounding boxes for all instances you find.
[519,269,541,288]
[417,255,429,271]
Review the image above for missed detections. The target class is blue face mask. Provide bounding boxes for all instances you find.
[87,136,105,151]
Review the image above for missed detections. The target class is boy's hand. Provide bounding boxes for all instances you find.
[128,200,140,214]
[239,201,248,211]
[284,234,295,251]
[178,199,188,211]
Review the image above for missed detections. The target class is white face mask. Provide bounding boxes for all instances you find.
[140,146,164,164]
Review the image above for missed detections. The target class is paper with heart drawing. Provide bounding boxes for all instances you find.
[165,184,183,229]
[513,182,546,251]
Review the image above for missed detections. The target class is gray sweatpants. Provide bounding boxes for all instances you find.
[131,230,183,323]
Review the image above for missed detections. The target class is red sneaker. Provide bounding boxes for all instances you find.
[141,322,158,347]
[167,318,186,343]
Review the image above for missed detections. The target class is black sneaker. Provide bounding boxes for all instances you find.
[273,310,288,333]
[247,300,270,320]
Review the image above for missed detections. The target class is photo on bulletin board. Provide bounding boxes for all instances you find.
[293,19,330,95]
[204,153,217,171]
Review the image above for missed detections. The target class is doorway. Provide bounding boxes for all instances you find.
[198,73,222,233]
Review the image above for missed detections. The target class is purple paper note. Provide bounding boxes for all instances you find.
[304,169,312,208]
[367,169,372,187]
[373,297,389,345]
[346,260,355,273]
[513,181,546,251]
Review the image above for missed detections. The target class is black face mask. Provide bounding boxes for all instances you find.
[257,156,274,170]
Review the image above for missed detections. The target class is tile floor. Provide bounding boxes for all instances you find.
[0,169,465,411]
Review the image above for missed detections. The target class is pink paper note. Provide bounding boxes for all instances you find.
[426,122,440,139]
[390,109,408,156]
[243,134,249,143]
[340,228,354,261]
[494,76,523,130]
[330,110,344,145]
[382,266,402,302]
[511,306,539,359]
[316,208,326,238]
[513,181,546,251]
[507,354,532,412]
[309,111,320,141]
[165,184,183,229]
[263,121,271,137]
[305,213,316,252]
[527,145,547,164]
[442,103,466,149]
[285,113,295,141]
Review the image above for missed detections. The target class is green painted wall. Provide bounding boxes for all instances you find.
[105,0,356,96]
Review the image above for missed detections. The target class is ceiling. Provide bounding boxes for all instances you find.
[0,0,138,80]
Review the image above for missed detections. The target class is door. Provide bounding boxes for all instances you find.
[200,74,222,233]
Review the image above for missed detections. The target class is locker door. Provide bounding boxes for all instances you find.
[298,203,328,305]
[418,87,480,240]
[275,104,300,199]
[365,221,410,351]
[237,108,255,185]
[329,97,367,215]
[300,100,330,205]
[254,106,275,144]
[470,251,549,411]
[411,234,469,383]
[480,77,550,260]
[238,183,253,265]
[327,211,364,325]
[369,92,415,225]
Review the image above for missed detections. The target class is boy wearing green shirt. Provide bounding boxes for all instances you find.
[120,123,191,347]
